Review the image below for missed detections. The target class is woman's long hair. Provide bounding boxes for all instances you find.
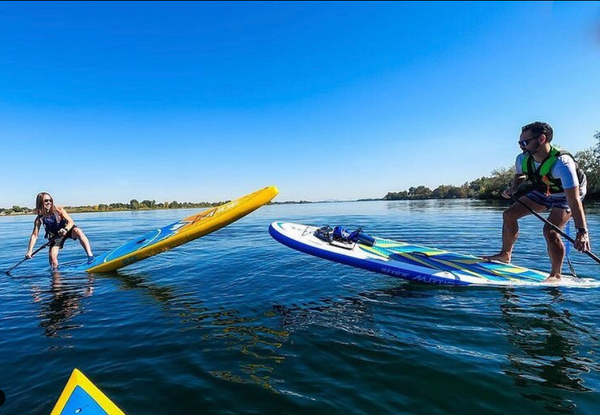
[35,192,57,216]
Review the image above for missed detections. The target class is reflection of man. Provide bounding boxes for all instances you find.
[499,288,591,411]
[485,122,590,281]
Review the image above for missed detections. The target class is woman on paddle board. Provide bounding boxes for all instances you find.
[484,122,590,281]
[25,192,94,270]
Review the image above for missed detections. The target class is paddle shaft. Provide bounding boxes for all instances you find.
[5,235,58,275]
[510,195,600,265]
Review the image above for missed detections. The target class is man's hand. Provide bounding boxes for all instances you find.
[58,228,68,236]
[575,231,591,253]
[501,187,518,199]
[25,252,33,259]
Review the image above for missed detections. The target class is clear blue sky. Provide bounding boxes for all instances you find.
[1,2,599,207]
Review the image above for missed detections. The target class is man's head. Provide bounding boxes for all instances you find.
[519,121,553,155]
[521,121,553,142]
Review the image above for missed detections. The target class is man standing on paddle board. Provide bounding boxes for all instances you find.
[485,122,590,281]
[25,192,94,270]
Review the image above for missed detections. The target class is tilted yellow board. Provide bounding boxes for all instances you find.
[77,185,278,273]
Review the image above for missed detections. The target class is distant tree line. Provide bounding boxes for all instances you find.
[0,199,227,216]
[94,199,225,211]
[385,131,600,201]
[3,132,599,215]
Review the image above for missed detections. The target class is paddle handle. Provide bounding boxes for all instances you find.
[510,195,600,265]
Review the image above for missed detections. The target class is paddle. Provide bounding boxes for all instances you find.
[5,235,60,276]
[510,194,600,265]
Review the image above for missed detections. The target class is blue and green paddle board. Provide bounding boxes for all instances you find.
[269,222,599,286]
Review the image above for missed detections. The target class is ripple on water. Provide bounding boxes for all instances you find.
[1,201,599,414]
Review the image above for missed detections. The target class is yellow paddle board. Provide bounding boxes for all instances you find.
[74,185,278,272]
[51,368,124,415]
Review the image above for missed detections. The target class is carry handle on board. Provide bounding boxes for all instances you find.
[316,226,375,247]
[510,194,600,265]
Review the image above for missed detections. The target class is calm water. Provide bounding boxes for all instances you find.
[1,200,600,414]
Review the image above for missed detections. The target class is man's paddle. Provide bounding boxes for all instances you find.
[5,235,60,276]
[510,195,600,265]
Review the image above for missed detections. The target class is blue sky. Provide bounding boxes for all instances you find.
[1,2,599,207]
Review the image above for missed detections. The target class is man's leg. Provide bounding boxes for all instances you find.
[544,208,571,280]
[485,196,546,263]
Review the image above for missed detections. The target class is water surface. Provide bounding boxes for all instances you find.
[1,200,599,414]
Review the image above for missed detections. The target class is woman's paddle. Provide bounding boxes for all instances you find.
[510,195,600,265]
[5,235,60,276]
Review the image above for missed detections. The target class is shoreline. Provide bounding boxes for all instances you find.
[3,197,600,217]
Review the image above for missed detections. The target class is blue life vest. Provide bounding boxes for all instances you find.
[39,214,67,238]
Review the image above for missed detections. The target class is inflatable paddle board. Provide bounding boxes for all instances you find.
[269,222,597,286]
[71,186,278,273]
[50,368,124,415]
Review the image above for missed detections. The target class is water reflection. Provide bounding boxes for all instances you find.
[384,199,509,213]
[272,281,600,411]
[32,271,94,339]
[272,283,457,336]
[102,271,290,391]
[273,295,374,335]
[499,287,597,412]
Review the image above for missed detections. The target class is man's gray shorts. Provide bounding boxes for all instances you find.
[525,190,585,213]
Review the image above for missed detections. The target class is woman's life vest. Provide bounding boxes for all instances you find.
[39,213,67,239]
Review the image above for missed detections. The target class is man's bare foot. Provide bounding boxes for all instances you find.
[482,253,511,264]
[544,274,562,283]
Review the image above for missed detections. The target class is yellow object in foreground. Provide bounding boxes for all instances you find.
[50,368,124,415]
[81,185,279,273]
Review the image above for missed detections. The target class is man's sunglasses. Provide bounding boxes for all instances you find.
[518,135,540,147]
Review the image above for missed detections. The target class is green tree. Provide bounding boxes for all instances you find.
[473,167,514,199]
[141,199,156,209]
[129,199,140,210]
[408,186,432,199]
[575,131,600,197]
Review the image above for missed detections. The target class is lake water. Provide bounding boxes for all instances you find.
[1,199,599,414]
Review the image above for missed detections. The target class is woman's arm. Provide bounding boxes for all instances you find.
[26,217,42,258]
[56,206,75,234]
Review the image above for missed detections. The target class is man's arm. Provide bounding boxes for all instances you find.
[564,186,590,252]
[502,174,527,198]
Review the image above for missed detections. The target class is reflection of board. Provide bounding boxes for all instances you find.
[270,222,559,286]
[73,186,278,272]
[50,368,124,415]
